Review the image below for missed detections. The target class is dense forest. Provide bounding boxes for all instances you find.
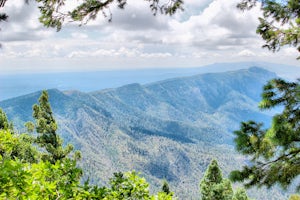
[0,68,284,199]
[0,74,299,199]
[0,90,248,199]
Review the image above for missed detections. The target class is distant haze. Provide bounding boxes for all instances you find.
[1,62,299,101]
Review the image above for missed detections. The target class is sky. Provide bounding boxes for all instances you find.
[0,0,299,74]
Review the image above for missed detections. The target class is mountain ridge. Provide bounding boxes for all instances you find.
[1,61,298,101]
[0,67,286,199]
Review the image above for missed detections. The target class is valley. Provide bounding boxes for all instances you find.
[0,67,289,199]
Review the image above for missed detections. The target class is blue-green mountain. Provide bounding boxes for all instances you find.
[0,67,287,199]
[1,61,299,101]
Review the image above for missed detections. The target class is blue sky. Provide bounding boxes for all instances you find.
[0,0,299,74]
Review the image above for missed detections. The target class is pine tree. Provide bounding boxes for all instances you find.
[0,108,9,130]
[0,108,13,131]
[237,0,300,59]
[200,159,233,200]
[230,79,300,191]
[31,90,73,163]
[161,180,171,194]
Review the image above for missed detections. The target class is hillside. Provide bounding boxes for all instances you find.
[0,67,287,199]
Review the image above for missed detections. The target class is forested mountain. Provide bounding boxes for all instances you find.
[0,67,287,199]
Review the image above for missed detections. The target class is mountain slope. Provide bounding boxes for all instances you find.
[0,67,285,199]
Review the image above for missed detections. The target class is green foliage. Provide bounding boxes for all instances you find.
[0,129,16,159]
[25,121,35,133]
[0,97,85,199]
[200,159,252,200]
[231,78,300,191]
[34,0,183,31]
[0,129,38,163]
[0,129,82,199]
[200,159,234,200]
[31,90,74,163]
[156,191,174,200]
[10,133,38,163]
[0,158,30,199]
[289,194,300,200]
[0,108,9,130]
[0,108,13,131]
[0,158,84,199]
[237,0,300,58]
[232,188,250,200]
[105,171,152,199]
[33,90,58,142]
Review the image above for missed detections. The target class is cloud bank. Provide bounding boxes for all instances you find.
[0,0,299,73]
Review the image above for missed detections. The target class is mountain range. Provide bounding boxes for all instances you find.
[1,61,299,101]
[0,67,289,199]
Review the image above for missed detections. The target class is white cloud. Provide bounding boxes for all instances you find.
[0,0,299,73]
[140,52,172,58]
[0,0,56,42]
[66,46,172,59]
[165,0,262,49]
[237,49,256,57]
[282,47,299,57]
[71,32,88,39]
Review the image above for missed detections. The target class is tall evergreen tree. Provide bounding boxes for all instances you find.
[200,159,233,200]
[230,79,300,191]
[162,180,171,194]
[31,90,73,163]
[0,108,10,130]
[0,108,13,131]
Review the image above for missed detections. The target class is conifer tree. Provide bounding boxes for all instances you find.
[31,90,73,163]
[230,79,300,191]
[200,159,233,200]
[0,108,13,131]
[161,180,171,194]
[237,0,300,58]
